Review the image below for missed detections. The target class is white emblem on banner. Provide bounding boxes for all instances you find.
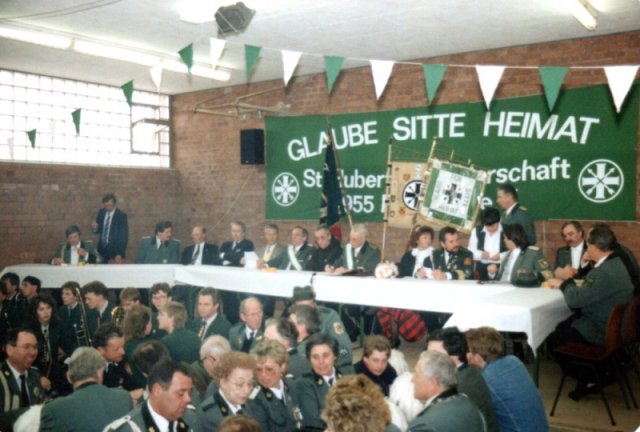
[272,172,300,207]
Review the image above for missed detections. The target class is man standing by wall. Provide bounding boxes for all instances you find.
[496,184,536,245]
[92,193,129,264]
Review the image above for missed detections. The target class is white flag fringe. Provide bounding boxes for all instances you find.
[604,65,639,113]
[370,60,395,100]
[476,65,505,109]
[210,38,226,65]
[150,64,163,90]
[282,50,302,86]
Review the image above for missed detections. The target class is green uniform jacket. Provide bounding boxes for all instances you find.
[268,243,315,270]
[285,348,311,380]
[228,322,264,353]
[501,203,536,245]
[560,255,634,345]
[0,362,45,429]
[457,364,498,432]
[125,335,155,389]
[104,399,199,432]
[408,389,487,432]
[162,328,201,364]
[196,389,258,432]
[52,240,101,264]
[189,314,232,340]
[426,248,474,280]
[248,379,301,432]
[135,236,180,264]
[316,306,354,373]
[497,246,553,287]
[333,241,380,273]
[293,370,344,431]
[40,382,132,432]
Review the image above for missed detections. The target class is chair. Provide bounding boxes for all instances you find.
[624,296,640,382]
[549,304,632,426]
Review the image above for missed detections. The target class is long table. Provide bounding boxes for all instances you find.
[1,264,572,350]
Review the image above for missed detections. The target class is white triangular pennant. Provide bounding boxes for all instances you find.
[150,64,163,90]
[281,50,302,86]
[604,65,639,113]
[476,65,505,109]
[210,38,226,65]
[370,60,395,100]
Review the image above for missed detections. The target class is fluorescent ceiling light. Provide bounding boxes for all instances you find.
[564,0,597,31]
[0,25,72,49]
[0,24,230,82]
[73,40,160,67]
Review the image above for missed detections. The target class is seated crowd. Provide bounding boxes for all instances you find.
[1,190,639,431]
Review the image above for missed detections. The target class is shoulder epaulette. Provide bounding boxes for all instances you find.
[249,386,260,400]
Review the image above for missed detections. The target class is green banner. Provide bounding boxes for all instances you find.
[265,83,638,222]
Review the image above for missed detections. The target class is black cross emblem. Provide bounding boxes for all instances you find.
[443,183,462,205]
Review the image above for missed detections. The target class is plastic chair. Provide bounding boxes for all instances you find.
[549,304,632,426]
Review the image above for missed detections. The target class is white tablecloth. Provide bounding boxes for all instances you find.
[1,264,572,350]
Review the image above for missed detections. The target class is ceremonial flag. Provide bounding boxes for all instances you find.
[387,162,426,228]
[320,139,345,239]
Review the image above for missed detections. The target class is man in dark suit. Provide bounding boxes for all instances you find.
[326,224,380,274]
[39,347,132,431]
[0,272,27,329]
[554,221,587,279]
[219,221,254,322]
[51,225,101,265]
[219,220,254,267]
[92,193,129,264]
[308,225,343,272]
[189,288,232,341]
[409,351,486,432]
[135,220,181,264]
[181,225,221,266]
[82,281,115,337]
[0,329,45,430]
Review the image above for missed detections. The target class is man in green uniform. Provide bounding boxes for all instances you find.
[135,220,180,264]
[327,224,380,274]
[425,227,474,280]
[496,184,536,245]
[40,347,132,431]
[229,297,264,353]
[265,226,315,271]
[189,288,232,341]
[160,302,202,364]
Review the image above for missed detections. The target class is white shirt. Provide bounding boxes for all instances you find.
[322,369,337,386]
[147,398,172,432]
[270,380,285,401]
[411,247,433,277]
[468,226,503,263]
[263,244,276,261]
[192,242,205,265]
[220,390,243,414]
[570,242,584,269]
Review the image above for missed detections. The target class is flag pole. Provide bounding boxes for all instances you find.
[381,139,394,261]
[326,118,353,230]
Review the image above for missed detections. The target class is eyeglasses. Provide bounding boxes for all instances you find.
[228,380,254,390]
[15,344,38,351]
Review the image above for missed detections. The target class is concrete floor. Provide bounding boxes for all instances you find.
[354,337,640,432]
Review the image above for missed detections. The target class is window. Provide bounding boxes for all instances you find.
[0,69,170,168]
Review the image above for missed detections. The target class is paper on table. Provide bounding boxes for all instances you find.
[244,251,259,269]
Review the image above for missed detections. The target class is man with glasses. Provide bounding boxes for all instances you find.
[0,328,45,429]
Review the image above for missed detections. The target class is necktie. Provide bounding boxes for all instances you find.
[264,244,273,261]
[168,420,176,432]
[43,328,50,363]
[328,377,334,386]
[447,253,456,270]
[192,244,200,264]
[198,322,206,339]
[102,212,112,244]
[19,374,30,407]
[236,408,244,415]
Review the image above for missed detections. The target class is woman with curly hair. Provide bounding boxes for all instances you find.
[122,303,154,389]
[322,374,397,432]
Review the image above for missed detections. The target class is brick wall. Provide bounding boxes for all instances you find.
[0,163,178,265]
[1,31,638,267]
[171,31,640,263]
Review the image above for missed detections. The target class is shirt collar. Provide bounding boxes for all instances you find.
[219,390,243,413]
[147,399,170,432]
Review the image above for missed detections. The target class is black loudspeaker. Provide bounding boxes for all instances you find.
[216,2,255,36]
[240,129,264,165]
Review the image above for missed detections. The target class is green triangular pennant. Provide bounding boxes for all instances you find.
[121,80,134,108]
[423,64,448,104]
[72,109,81,135]
[179,43,194,73]
[244,44,262,81]
[27,129,36,148]
[539,67,568,111]
[324,56,344,94]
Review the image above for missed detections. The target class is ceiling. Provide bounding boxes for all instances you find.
[0,0,639,95]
